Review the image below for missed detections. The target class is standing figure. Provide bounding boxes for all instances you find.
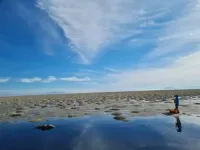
[174,95,179,110]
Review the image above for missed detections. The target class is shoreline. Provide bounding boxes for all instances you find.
[0,89,200,122]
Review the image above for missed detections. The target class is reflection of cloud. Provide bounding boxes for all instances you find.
[181,116,200,127]
[148,116,200,150]
[73,122,107,150]
[71,116,200,150]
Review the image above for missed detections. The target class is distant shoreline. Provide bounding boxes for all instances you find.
[1,88,200,98]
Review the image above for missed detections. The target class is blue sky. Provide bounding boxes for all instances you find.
[0,0,200,96]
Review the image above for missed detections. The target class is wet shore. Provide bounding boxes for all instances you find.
[0,89,200,122]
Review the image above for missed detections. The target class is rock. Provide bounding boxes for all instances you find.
[16,110,24,113]
[41,105,48,108]
[36,124,55,131]
[111,112,122,116]
[113,116,128,122]
[194,103,200,105]
[68,114,76,118]
[131,111,139,114]
[10,113,23,117]
[16,107,24,110]
[110,108,120,111]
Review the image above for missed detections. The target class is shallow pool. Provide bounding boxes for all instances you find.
[0,115,200,150]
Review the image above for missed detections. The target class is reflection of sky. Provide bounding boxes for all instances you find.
[0,115,200,150]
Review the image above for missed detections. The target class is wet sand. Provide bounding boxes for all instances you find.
[0,89,200,122]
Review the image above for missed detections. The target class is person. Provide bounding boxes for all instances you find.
[169,95,180,114]
[174,95,179,110]
[175,116,182,132]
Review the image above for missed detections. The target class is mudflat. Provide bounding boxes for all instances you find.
[0,89,200,122]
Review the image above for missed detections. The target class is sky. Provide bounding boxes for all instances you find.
[0,0,200,96]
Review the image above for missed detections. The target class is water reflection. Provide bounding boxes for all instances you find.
[0,115,200,150]
[174,116,182,132]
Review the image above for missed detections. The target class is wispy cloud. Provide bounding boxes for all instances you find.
[36,0,185,64]
[60,76,91,82]
[20,77,42,83]
[0,78,11,83]
[19,76,91,83]
[42,76,57,83]
[106,50,200,90]
[148,0,200,58]
[104,67,120,73]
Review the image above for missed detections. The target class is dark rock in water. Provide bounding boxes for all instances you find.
[16,107,24,110]
[41,105,48,108]
[113,116,128,122]
[10,113,23,117]
[194,103,200,105]
[36,124,55,131]
[131,111,139,114]
[16,110,24,113]
[111,112,122,116]
[110,108,120,111]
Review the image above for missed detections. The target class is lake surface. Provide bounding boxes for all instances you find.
[0,115,200,150]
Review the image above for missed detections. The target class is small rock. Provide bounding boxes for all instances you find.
[113,116,128,122]
[16,110,24,113]
[131,111,139,114]
[10,113,23,117]
[194,103,200,105]
[110,108,120,111]
[111,112,122,116]
[36,124,55,131]
[41,105,48,108]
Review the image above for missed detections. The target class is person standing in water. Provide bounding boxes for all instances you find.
[174,95,179,110]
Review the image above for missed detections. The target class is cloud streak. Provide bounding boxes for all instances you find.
[0,78,10,83]
[148,0,200,58]
[106,50,200,90]
[20,77,42,83]
[42,76,57,83]
[19,76,91,83]
[60,76,91,82]
[36,0,185,64]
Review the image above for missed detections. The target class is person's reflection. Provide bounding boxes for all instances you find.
[174,116,182,132]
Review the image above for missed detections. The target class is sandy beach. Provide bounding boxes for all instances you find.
[0,89,200,122]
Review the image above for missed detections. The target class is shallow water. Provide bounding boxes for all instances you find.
[0,115,200,150]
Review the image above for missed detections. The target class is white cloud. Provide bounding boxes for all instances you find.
[106,50,200,90]
[60,76,91,82]
[42,76,57,83]
[148,0,200,58]
[19,76,91,83]
[20,77,42,83]
[36,0,184,64]
[0,78,10,83]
